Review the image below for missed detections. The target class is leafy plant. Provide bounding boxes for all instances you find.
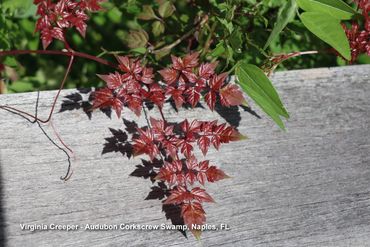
[0,0,369,240]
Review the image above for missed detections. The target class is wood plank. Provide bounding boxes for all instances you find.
[0,65,369,246]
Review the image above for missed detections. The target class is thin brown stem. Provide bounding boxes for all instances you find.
[0,50,118,69]
[0,55,75,123]
[152,16,208,54]
[158,107,166,123]
[201,20,217,57]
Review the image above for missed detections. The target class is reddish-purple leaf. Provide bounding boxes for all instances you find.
[159,68,178,84]
[197,136,210,156]
[206,166,230,182]
[220,84,246,107]
[92,88,123,118]
[205,91,217,111]
[191,187,215,203]
[181,202,206,240]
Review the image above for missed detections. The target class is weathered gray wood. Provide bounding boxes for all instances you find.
[0,65,369,247]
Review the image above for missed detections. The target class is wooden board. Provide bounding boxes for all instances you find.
[0,65,369,246]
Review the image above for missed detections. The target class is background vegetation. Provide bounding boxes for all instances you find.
[0,0,369,93]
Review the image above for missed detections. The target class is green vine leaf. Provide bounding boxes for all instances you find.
[152,21,165,37]
[300,12,351,60]
[264,0,297,50]
[158,1,175,19]
[296,0,356,20]
[235,62,289,130]
[138,5,158,20]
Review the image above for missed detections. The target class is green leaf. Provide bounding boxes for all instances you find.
[235,62,289,129]
[3,57,17,67]
[152,21,165,37]
[300,12,351,60]
[158,1,175,18]
[210,41,225,57]
[264,0,297,49]
[130,47,147,54]
[125,30,149,49]
[229,29,243,53]
[138,5,158,20]
[296,0,356,20]
[217,17,234,34]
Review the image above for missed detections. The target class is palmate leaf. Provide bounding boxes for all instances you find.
[235,62,289,130]
[300,12,351,60]
[264,0,297,50]
[296,0,357,20]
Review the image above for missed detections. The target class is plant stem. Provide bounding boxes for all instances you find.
[152,16,208,54]
[158,107,166,123]
[0,55,75,123]
[201,20,217,57]
[0,50,118,69]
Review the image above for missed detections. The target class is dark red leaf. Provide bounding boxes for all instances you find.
[205,91,217,111]
[182,52,199,69]
[164,186,192,204]
[206,166,230,182]
[184,87,201,108]
[208,72,228,91]
[97,72,124,90]
[219,84,246,107]
[92,88,123,118]
[191,187,215,203]
[132,128,160,160]
[198,62,218,80]
[197,136,210,156]
[159,68,178,84]
[181,202,206,240]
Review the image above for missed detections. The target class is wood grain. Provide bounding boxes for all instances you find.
[0,65,369,247]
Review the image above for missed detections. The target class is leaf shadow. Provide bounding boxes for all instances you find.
[101,118,187,238]
[59,88,112,119]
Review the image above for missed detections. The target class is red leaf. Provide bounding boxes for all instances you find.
[171,55,183,70]
[92,88,123,118]
[156,160,184,186]
[125,94,142,116]
[132,128,160,160]
[197,136,210,156]
[179,141,193,158]
[208,72,228,91]
[181,70,197,83]
[159,68,178,84]
[97,72,124,90]
[206,166,230,182]
[116,56,131,73]
[166,86,185,109]
[205,91,216,111]
[140,67,154,84]
[220,84,246,107]
[181,202,206,239]
[164,186,192,204]
[184,87,201,108]
[147,84,165,108]
[182,52,199,69]
[219,127,247,143]
[191,187,215,203]
[198,62,218,80]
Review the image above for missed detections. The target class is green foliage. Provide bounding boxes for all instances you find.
[236,61,289,129]
[300,12,351,60]
[296,0,356,20]
[264,0,297,50]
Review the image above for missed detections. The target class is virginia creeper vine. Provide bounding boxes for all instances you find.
[0,0,369,240]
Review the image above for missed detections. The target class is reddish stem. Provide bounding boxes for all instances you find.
[0,55,75,123]
[158,107,166,123]
[0,50,118,69]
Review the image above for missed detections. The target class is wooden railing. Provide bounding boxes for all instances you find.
[0,65,369,246]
